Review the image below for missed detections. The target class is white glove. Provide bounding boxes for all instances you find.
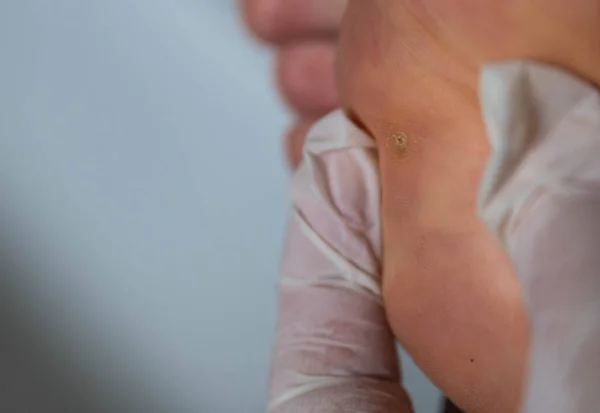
[269,111,413,413]
[479,61,600,413]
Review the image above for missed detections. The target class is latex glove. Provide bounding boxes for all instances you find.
[269,111,413,413]
[479,61,600,412]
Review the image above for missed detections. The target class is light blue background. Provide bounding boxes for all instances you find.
[0,1,439,411]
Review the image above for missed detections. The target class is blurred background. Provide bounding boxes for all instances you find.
[0,1,440,412]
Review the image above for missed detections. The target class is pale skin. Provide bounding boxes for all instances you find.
[240,0,346,169]
[242,0,600,412]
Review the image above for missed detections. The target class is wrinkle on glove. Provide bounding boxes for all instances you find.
[479,61,600,413]
[269,111,413,413]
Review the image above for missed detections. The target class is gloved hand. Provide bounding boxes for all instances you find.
[270,110,413,413]
[479,61,600,413]
[240,0,346,169]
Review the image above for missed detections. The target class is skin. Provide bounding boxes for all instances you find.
[243,0,600,411]
[338,1,600,412]
[240,0,346,169]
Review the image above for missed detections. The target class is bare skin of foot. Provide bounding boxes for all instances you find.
[338,1,600,412]
[240,0,346,169]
